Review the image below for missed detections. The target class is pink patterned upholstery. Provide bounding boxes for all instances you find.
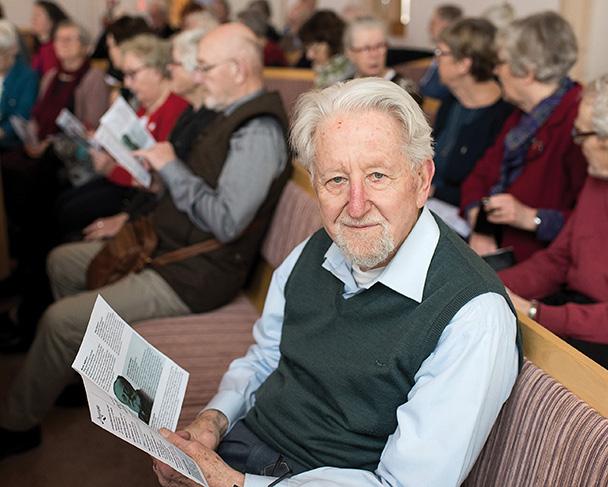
[261,180,321,268]
[465,360,608,486]
[133,295,258,428]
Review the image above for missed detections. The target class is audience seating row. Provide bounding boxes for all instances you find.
[135,162,608,485]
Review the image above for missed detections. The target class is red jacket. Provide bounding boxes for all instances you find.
[500,177,608,344]
[108,92,190,186]
[461,84,588,262]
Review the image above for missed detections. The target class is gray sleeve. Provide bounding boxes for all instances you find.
[157,116,287,243]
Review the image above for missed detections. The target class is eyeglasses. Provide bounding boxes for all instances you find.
[194,59,235,74]
[433,47,453,58]
[123,65,150,79]
[349,42,388,54]
[572,126,598,144]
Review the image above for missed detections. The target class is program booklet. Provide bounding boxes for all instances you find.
[72,296,207,486]
[93,96,155,187]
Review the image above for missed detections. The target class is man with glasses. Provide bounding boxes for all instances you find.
[0,22,291,460]
[344,16,421,106]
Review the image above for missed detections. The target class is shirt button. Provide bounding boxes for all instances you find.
[460,146,468,154]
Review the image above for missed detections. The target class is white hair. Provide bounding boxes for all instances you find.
[0,20,17,52]
[497,11,577,83]
[290,77,434,174]
[172,28,210,73]
[343,16,387,50]
[584,74,608,139]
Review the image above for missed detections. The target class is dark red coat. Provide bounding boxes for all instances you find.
[461,84,587,262]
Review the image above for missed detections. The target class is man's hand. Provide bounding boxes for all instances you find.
[133,142,177,172]
[185,409,229,450]
[506,288,532,315]
[469,231,498,256]
[83,212,129,240]
[153,428,245,487]
[484,194,537,231]
[90,148,117,176]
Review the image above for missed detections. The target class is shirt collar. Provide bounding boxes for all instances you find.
[222,89,264,116]
[321,206,440,302]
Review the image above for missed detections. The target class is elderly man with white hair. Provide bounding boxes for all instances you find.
[154,78,521,487]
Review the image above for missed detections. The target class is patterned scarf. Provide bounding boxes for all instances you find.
[490,77,574,195]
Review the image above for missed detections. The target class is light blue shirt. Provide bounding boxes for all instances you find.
[206,207,519,487]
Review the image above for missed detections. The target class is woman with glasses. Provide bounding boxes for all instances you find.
[499,74,608,368]
[431,17,513,208]
[344,16,421,106]
[461,11,587,264]
[55,34,188,242]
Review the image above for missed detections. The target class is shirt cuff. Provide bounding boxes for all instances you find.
[536,209,564,242]
[244,474,277,487]
[203,391,249,431]
[157,158,189,185]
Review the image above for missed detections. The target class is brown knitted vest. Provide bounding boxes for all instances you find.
[151,91,291,312]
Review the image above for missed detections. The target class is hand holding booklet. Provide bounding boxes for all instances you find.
[93,97,155,188]
[72,296,208,486]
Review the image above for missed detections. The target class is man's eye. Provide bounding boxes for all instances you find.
[371,172,386,180]
[328,176,345,185]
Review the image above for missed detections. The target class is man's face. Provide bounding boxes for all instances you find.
[195,36,237,110]
[312,110,433,270]
[347,27,388,78]
[575,100,608,179]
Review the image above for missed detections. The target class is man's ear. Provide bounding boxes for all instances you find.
[231,59,246,84]
[416,159,435,208]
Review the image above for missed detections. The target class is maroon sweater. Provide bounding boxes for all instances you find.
[500,176,608,344]
[461,84,588,262]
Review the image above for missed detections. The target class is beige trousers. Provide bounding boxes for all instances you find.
[0,240,190,430]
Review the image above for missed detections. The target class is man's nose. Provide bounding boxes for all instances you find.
[347,179,369,218]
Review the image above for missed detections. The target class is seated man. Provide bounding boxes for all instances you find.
[0,23,291,457]
[155,78,521,487]
[501,74,608,369]
[344,16,421,105]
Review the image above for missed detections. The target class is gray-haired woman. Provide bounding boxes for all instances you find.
[461,11,588,265]
[501,74,608,368]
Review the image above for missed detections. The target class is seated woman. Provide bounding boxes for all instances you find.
[343,16,421,106]
[432,17,513,207]
[82,27,217,240]
[298,10,354,88]
[461,11,587,264]
[55,34,189,240]
[500,74,608,369]
[2,19,109,258]
[30,0,68,76]
[0,20,38,151]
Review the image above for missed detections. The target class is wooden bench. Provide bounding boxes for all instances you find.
[134,163,608,484]
[263,68,315,121]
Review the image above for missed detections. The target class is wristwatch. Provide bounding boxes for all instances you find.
[528,299,539,320]
[533,212,542,230]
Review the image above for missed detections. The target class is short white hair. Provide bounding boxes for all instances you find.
[291,77,434,173]
[0,20,17,52]
[584,74,608,139]
[172,28,210,73]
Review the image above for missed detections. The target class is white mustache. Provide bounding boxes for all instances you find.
[338,215,386,227]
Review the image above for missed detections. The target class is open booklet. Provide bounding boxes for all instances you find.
[93,96,154,188]
[72,296,207,486]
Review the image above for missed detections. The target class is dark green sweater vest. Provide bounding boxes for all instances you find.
[244,216,520,471]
